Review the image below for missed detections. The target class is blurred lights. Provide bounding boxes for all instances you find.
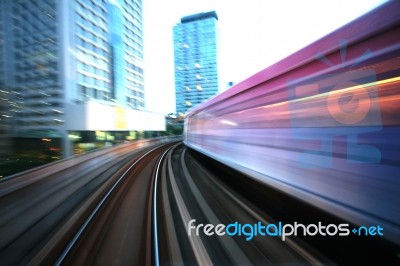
[68,133,81,140]
[220,120,238,126]
[40,92,51,97]
[96,131,106,141]
[40,101,51,106]
[52,109,64,114]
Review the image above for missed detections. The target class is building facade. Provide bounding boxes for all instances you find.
[173,11,220,116]
[0,0,164,157]
[0,89,13,158]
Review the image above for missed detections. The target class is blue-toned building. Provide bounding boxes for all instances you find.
[108,0,145,109]
[173,11,220,116]
[0,0,164,157]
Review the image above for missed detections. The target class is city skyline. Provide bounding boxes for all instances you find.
[0,0,388,136]
[143,0,386,115]
[0,0,164,157]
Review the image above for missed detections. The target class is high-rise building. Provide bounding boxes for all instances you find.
[173,11,220,116]
[0,0,164,157]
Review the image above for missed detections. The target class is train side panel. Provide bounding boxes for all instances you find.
[184,2,400,245]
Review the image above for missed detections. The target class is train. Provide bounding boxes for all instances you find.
[183,1,400,245]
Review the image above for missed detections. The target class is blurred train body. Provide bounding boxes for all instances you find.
[184,2,400,245]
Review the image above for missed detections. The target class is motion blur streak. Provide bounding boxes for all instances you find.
[184,1,400,246]
[0,137,177,265]
[0,2,399,265]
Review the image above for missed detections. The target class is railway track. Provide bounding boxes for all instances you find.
[155,144,331,265]
[1,140,398,265]
[156,144,399,265]
[0,139,176,265]
[56,143,175,265]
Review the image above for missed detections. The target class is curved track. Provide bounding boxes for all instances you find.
[156,144,400,265]
[0,140,398,265]
[0,139,175,265]
[57,143,175,265]
[155,144,330,265]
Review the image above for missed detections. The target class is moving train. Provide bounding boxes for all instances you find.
[184,1,400,245]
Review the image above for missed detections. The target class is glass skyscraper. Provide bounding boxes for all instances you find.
[173,11,220,116]
[70,0,145,109]
[0,0,164,157]
[107,0,145,109]
[1,0,62,133]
